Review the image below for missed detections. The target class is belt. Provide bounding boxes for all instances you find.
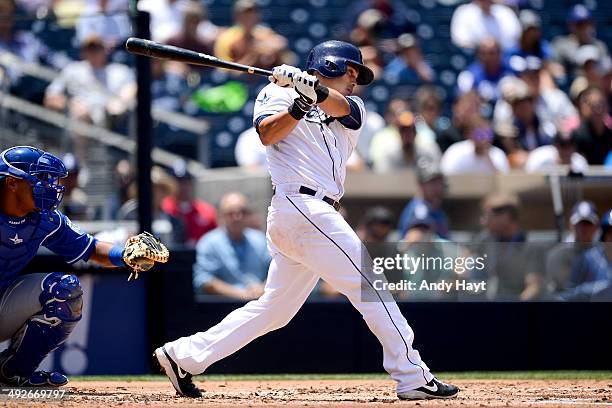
[273,185,341,211]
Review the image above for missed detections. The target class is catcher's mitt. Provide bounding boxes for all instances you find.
[122,232,169,281]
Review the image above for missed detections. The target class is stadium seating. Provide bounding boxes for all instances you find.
[1,0,608,169]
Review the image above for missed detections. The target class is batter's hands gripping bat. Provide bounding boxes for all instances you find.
[125,37,319,88]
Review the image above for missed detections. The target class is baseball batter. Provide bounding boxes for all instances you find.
[0,146,168,387]
[156,40,459,400]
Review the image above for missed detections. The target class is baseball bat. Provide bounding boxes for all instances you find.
[125,37,273,77]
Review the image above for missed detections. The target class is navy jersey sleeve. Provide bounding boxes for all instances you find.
[337,96,364,130]
[43,211,97,264]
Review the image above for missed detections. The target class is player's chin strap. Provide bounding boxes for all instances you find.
[0,273,82,382]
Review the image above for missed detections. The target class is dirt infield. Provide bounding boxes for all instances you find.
[1,379,611,408]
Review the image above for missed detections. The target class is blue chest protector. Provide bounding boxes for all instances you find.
[0,209,96,295]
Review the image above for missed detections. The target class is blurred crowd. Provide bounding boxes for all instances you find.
[234,0,612,175]
[0,0,610,300]
[0,0,610,171]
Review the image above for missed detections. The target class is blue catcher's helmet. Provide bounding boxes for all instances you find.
[305,40,374,86]
[601,209,612,242]
[0,146,68,211]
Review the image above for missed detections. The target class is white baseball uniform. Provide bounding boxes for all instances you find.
[164,83,434,393]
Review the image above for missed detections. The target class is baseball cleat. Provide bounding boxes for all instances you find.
[154,347,201,398]
[29,371,69,387]
[397,377,459,400]
[0,370,68,387]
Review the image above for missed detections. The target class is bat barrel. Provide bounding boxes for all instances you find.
[125,37,272,77]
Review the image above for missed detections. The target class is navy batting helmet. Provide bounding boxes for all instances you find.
[306,40,374,85]
[0,146,68,211]
[601,209,612,242]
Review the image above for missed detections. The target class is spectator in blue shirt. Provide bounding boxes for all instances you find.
[383,33,434,85]
[504,9,566,83]
[504,10,553,62]
[562,210,612,300]
[457,37,513,110]
[562,209,612,301]
[193,192,270,300]
[546,201,599,293]
[398,159,449,239]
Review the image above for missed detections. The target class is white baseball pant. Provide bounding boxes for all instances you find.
[164,184,433,392]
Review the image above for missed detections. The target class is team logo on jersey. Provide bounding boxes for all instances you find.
[65,218,83,234]
[9,233,23,245]
[8,219,25,225]
[256,93,270,105]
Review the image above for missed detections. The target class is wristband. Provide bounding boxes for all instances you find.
[109,245,125,267]
[315,85,329,103]
[288,97,312,120]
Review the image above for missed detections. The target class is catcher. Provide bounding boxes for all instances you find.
[0,146,169,387]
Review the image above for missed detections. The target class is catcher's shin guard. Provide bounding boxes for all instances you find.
[0,273,82,383]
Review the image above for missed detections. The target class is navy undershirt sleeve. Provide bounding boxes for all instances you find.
[337,97,362,130]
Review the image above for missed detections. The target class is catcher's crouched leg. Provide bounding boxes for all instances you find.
[0,273,82,387]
